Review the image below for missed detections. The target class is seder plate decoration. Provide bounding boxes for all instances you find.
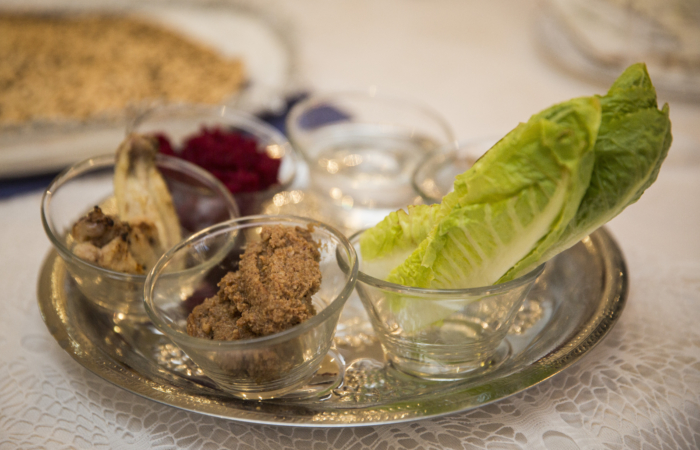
[0,0,296,178]
[37,227,627,427]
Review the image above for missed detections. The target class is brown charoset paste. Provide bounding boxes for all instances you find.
[187,225,321,340]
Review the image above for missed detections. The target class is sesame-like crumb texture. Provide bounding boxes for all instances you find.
[0,13,245,125]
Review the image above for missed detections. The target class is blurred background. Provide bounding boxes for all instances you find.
[2,0,699,178]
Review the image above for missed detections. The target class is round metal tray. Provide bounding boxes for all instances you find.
[37,227,627,426]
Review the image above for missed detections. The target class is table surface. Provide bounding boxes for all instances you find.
[1,0,699,449]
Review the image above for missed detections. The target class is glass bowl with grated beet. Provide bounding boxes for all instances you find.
[129,104,297,216]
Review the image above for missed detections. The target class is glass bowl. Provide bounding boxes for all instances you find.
[413,137,498,204]
[286,91,456,232]
[348,230,544,381]
[129,104,298,216]
[41,153,239,318]
[144,215,358,400]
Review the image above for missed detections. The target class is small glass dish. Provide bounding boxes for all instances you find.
[129,104,298,216]
[144,215,358,400]
[41,153,239,318]
[413,137,497,204]
[348,230,544,381]
[286,91,455,232]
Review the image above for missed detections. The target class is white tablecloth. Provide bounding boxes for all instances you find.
[1,0,699,448]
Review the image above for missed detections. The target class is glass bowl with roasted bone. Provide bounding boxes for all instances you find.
[41,134,239,318]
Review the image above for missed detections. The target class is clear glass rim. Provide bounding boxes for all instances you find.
[40,153,240,281]
[144,215,359,350]
[411,136,501,204]
[128,103,299,189]
[285,90,457,162]
[348,229,545,296]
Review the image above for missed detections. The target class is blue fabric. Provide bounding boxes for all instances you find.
[294,104,351,130]
[0,172,61,200]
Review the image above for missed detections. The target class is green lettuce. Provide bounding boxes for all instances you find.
[499,63,672,281]
[385,96,601,288]
[360,63,671,291]
[359,204,442,280]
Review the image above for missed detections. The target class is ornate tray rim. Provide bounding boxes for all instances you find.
[37,227,628,427]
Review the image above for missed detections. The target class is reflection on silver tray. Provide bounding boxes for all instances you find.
[37,228,627,426]
[0,0,297,178]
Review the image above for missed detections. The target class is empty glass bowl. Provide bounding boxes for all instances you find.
[144,215,358,400]
[349,230,544,380]
[130,104,298,216]
[41,153,239,318]
[286,91,456,232]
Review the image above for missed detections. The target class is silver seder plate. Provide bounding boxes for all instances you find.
[37,227,627,427]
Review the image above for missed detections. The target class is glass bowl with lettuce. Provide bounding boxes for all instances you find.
[353,63,672,380]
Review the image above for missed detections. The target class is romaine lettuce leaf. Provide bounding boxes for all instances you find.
[360,63,671,294]
[359,204,442,280]
[384,96,601,288]
[499,63,672,281]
